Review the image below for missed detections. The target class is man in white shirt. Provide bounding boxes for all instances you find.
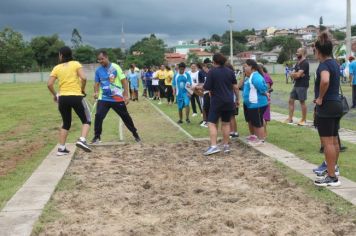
[188,63,202,116]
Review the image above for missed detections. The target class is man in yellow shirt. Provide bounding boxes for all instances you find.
[156,64,166,104]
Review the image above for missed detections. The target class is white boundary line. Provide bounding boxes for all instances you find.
[146,99,194,140]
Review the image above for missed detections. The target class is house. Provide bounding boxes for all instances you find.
[236,51,264,63]
[174,44,201,54]
[188,49,213,62]
[260,52,279,63]
[246,35,263,47]
[164,53,186,65]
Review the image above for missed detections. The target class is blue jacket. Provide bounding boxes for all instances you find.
[243,72,268,108]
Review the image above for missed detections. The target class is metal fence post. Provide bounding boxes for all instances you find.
[12,73,16,83]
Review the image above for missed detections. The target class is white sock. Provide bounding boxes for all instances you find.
[79,137,86,142]
[211,145,217,148]
[59,144,66,150]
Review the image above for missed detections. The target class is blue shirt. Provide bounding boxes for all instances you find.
[243,72,268,109]
[95,63,125,102]
[127,71,139,87]
[204,66,237,110]
[349,61,356,85]
[315,59,340,101]
[172,72,192,98]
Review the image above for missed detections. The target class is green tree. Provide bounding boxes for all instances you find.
[71,28,82,49]
[277,51,289,64]
[0,27,34,72]
[186,52,201,64]
[74,45,95,63]
[351,25,356,36]
[125,34,165,68]
[220,41,247,55]
[210,34,221,42]
[332,30,346,41]
[30,34,65,68]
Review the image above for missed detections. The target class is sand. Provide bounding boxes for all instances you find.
[39,141,356,236]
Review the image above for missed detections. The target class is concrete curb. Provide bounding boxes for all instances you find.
[0,144,75,236]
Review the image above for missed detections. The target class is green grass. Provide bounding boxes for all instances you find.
[0,81,122,209]
[269,74,356,131]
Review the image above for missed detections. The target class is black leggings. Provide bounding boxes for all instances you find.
[166,85,174,103]
[191,94,202,113]
[58,96,91,130]
[94,101,137,138]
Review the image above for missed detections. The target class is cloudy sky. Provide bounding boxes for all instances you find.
[0,0,355,49]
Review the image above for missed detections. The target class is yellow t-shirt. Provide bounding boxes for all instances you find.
[50,61,83,96]
[156,69,166,80]
[165,70,174,85]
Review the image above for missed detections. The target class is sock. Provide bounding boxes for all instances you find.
[59,144,66,150]
[79,137,86,142]
[211,145,217,148]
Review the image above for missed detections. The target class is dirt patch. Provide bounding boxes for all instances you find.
[40,141,356,235]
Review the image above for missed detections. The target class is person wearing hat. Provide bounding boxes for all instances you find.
[172,62,192,124]
[348,56,356,108]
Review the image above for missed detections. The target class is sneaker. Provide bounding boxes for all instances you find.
[315,165,340,177]
[248,139,265,147]
[314,175,341,187]
[158,101,162,105]
[186,119,191,124]
[230,132,239,139]
[192,113,198,117]
[57,148,70,156]
[223,144,230,154]
[283,118,293,124]
[313,161,327,173]
[340,146,347,152]
[177,120,183,124]
[204,146,221,156]
[200,121,208,127]
[246,135,257,142]
[297,120,306,126]
[76,139,92,152]
[134,136,141,143]
[90,136,101,144]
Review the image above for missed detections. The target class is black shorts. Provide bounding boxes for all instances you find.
[290,87,308,101]
[58,96,91,130]
[315,116,340,137]
[243,104,267,128]
[203,93,210,114]
[208,102,234,123]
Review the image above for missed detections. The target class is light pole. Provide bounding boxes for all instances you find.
[227,4,234,65]
[346,0,352,57]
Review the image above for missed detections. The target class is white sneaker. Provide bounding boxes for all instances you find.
[192,113,198,117]
[248,139,265,147]
[158,101,162,105]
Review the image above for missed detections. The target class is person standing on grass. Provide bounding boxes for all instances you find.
[188,63,202,117]
[145,66,154,99]
[156,64,166,104]
[172,62,192,124]
[141,66,148,97]
[198,58,213,128]
[203,53,239,156]
[312,32,343,187]
[262,66,273,138]
[91,51,141,144]
[225,62,239,139]
[47,46,92,155]
[242,59,269,147]
[165,65,174,105]
[127,64,140,101]
[349,56,356,108]
[284,48,310,126]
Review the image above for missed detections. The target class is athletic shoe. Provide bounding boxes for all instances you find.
[297,120,306,126]
[158,101,162,105]
[248,139,265,147]
[283,119,293,124]
[223,144,230,154]
[192,113,198,117]
[133,133,141,143]
[315,165,340,178]
[340,146,347,152]
[57,148,70,156]
[230,132,239,139]
[186,119,191,124]
[313,161,327,173]
[76,139,92,152]
[177,120,183,124]
[200,121,208,127]
[90,136,101,144]
[246,135,257,142]
[204,146,221,156]
[314,175,341,187]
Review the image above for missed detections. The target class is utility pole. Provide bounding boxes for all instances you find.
[346,0,351,57]
[227,4,234,65]
[120,22,126,53]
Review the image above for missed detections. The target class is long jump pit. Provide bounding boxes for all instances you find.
[37,141,356,235]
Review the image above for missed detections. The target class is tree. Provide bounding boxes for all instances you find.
[0,27,34,72]
[210,34,221,42]
[351,25,356,36]
[71,28,82,49]
[186,52,201,64]
[277,51,289,64]
[125,34,165,68]
[74,45,95,63]
[332,30,346,41]
[220,41,247,55]
[30,34,65,68]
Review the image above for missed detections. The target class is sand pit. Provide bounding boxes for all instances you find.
[39,141,356,235]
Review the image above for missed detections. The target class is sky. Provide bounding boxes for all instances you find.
[0,0,355,49]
